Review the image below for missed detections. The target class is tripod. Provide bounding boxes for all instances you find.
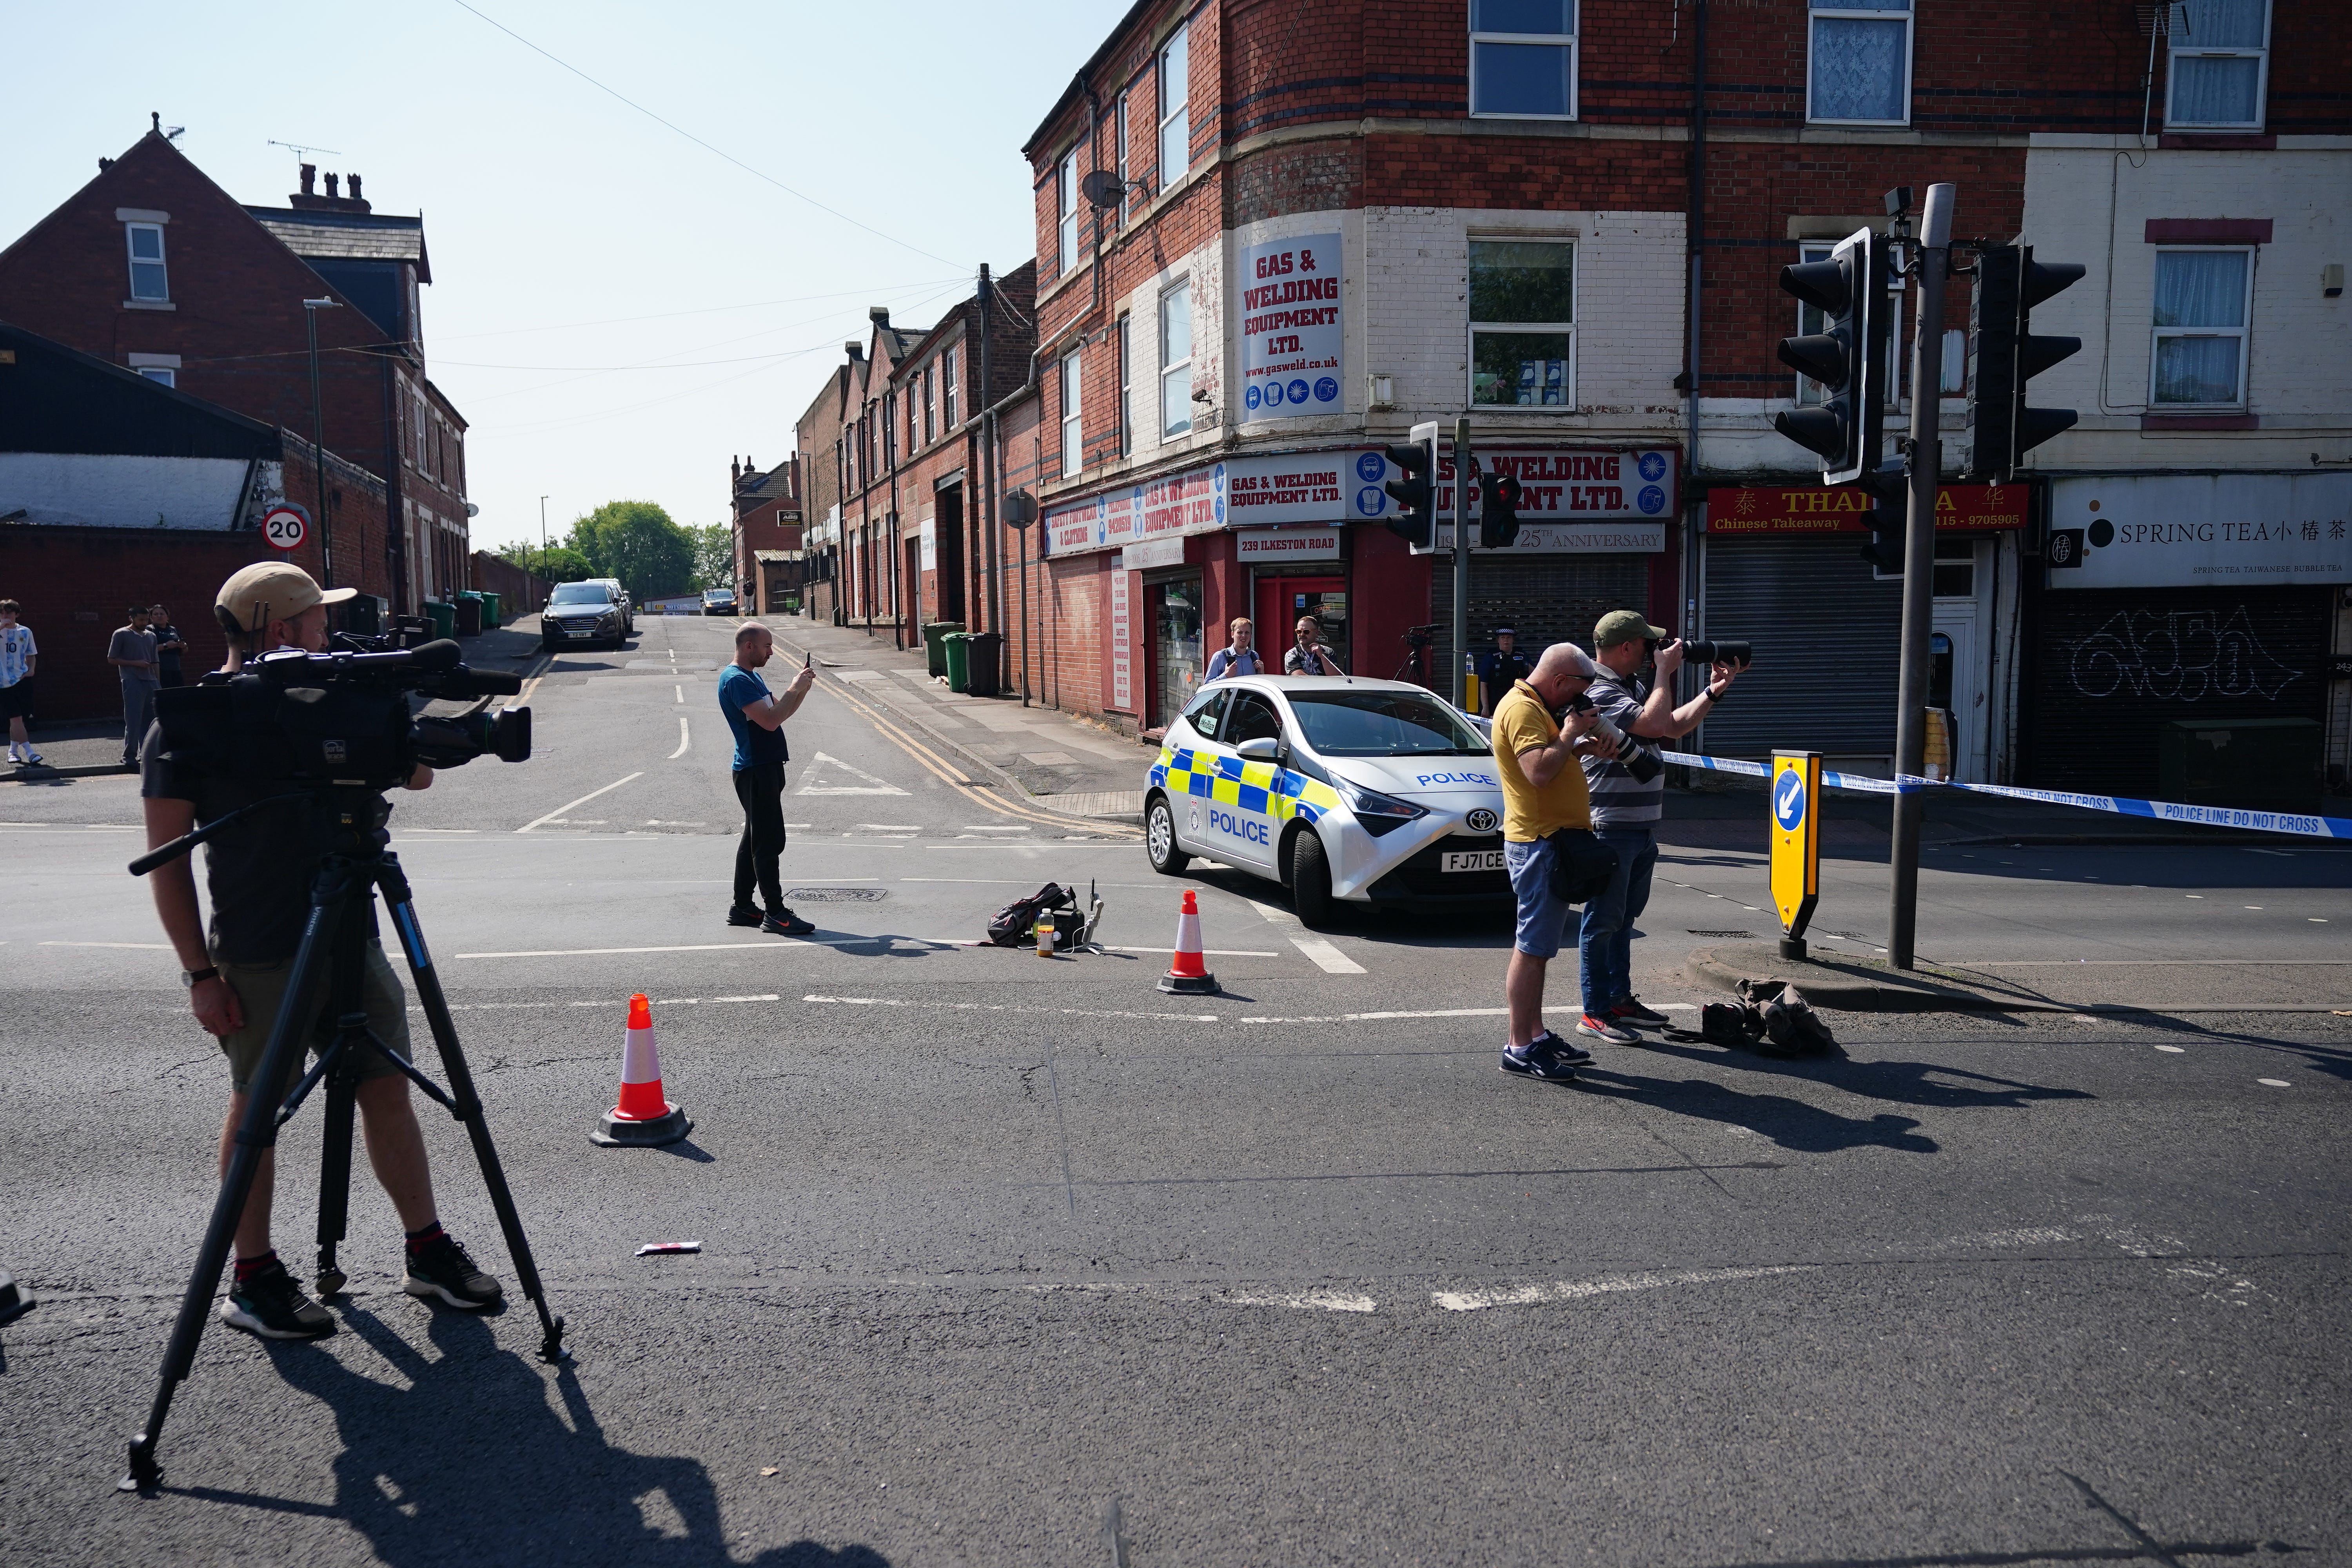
[121,788,564,1493]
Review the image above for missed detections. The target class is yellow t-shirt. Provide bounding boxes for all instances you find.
[1491,680,1593,842]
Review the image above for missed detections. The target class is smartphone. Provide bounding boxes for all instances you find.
[804,648,812,669]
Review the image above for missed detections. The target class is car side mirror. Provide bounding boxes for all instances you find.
[1235,737,1281,762]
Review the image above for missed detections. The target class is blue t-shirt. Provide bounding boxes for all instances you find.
[718,664,791,770]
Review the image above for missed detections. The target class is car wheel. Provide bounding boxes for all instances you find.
[1290,828,1335,928]
[1145,795,1190,876]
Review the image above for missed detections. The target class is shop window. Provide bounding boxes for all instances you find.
[1470,0,1577,120]
[1469,239,1575,407]
[2152,248,2252,406]
[1060,349,1082,478]
[125,223,168,302]
[1809,0,1911,126]
[1160,280,1193,437]
[1158,24,1190,189]
[2168,0,2270,130]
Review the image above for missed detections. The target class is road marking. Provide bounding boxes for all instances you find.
[39,940,172,949]
[513,650,555,706]
[2155,1045,2185,1053]
[1221,1289,1377,1314]
[1104,946,1282,957]
[668,717,690,759]
[796,750,909,796]
[517,770,644,833]
[1433,1265,1815,1313]
[1289,934,1367,974]
[674,684,684,703]
[2257,1078,2291,1087]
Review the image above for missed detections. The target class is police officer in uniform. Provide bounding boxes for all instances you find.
[1475,626,1533,716]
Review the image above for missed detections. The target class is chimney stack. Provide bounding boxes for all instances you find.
[868,306,891,325]
[845,342,864,359]
[347,173,364,205]
[732,457,741,485]
[324,172,340,199]
[300,163,316,196]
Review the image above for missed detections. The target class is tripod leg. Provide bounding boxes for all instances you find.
[377,860,568,1365]
[311,902,372,1299]
[122,874,355,1493]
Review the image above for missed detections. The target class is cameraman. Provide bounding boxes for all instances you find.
[140,562,501,1341]
[1573,610,1744,1043]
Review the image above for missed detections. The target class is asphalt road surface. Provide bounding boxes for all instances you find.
[3,615,2348,1566]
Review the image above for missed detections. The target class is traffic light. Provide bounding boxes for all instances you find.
[1772,227,1889,486]
[1478,465,1523,549]
[1859,500,1904,575]
[1967,245,2085,482]
[1382,421,1440,550]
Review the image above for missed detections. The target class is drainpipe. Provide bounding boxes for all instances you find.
[1682,0,1709,672]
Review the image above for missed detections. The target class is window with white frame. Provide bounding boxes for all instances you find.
[923,366,936,444]
[136,367,176,387]
[885,394,897,468]
[906,384,918,452]
[943,346,959,428]
[1809,0,1912,125]
[1158,25,1190,189]
[124,223,169,302]
[2167,0,2271,130]
[1058,149,1080,276]
[413,392,430,472]
[1470,1,1577,120]
[1115,90,1132,222]
[1793,240,1904,407]
[1117,313,1133,456]
[1159,280,1193,437]
[1060,349,1083,477]
[2151,248,2253,406]
[1469,240,1576,407]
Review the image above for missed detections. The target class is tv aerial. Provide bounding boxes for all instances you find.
[268,138,344,164]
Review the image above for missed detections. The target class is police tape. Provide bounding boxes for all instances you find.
[1657,749,2352,841]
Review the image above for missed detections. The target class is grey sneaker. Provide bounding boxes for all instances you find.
[404,1233,504,1311]
[221,1260,335,1341]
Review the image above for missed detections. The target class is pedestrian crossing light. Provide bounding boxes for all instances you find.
[1478,465,1523,550]
[1773,227,1889,486]
[1967,244,2084,482]
[1382,421,1440,550]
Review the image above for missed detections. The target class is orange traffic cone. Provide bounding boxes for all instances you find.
[1158,889,1219,995]
[591,993,694,1147]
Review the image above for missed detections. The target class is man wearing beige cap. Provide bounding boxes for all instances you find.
[138,561,502,1341]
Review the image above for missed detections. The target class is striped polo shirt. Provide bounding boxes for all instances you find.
[1581,671,1663,828]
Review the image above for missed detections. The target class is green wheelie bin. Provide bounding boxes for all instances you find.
[921,621,965,678]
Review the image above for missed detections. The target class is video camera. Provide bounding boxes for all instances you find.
[1401,623,1443,650]
[152,637,530,789]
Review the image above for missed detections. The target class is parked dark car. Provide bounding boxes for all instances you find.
[542,581,627,651]
[702,588,739,617]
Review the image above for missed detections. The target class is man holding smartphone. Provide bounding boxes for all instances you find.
[719,621,816,935]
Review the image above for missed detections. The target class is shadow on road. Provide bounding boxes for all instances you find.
[1578,1068,1940,1154]
[169,1306,893,1567]
[1625,1037,2098,1114]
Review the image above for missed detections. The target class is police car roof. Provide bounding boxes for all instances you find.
[1223,675,1445,698]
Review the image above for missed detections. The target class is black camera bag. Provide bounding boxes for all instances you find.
[1544,828,1619,906]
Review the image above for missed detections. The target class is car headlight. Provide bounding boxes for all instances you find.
[1333,775,1426,838]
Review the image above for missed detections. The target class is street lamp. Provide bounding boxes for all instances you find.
[539,494,550,612]
[301,297,341,588]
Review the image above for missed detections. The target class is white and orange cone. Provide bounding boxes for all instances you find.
[591,993,694,1147]
[1157,889,1218,996]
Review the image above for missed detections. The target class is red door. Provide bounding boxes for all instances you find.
[1255,575,1348,672]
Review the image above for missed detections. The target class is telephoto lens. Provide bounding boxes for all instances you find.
[1679,639,1752,667]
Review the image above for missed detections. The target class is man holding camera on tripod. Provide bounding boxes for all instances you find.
[139,562,501,1341]
[1572,610,1744,1044]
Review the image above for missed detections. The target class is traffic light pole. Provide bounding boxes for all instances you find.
[1452,415,1472,710]
[1887,183,1953,971]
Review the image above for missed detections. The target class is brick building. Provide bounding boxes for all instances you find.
[0,121,472,616]
[728,453,804,615]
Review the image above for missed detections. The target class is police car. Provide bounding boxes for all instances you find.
[1144,675,1508,927]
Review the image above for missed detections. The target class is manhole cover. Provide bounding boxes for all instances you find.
[1688,929,1753,938]
[785,886,887,903]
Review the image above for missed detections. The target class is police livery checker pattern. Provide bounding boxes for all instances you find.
[1147,745,1341,828]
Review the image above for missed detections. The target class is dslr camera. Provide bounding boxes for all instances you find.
[1562,692,1665,785]
[1655,637,1752,668]
[153,637,531,789]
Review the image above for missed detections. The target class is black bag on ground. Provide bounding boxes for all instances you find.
[1544,827,1619,906]
[985,882,1078,947]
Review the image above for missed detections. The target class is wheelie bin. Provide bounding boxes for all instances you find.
[942,632,973,694]
[921,621,965,678]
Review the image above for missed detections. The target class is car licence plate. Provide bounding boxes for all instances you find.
[1442,850,1506,873]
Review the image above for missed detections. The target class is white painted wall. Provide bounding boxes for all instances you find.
[0,453,252,528]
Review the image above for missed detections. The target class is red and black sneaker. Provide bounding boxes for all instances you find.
[1611,996,1670,1028]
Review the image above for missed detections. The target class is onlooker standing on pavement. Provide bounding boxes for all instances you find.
[1575,610,1746,1044]
[149,603,187,688]
[1283,615,1345,676]
[1,599,40,767]
[1492,642,1617,1082]
[1475,626,1532,716]
[107,605,159,769]
[1203,618,1264,681]
[719,621,817,936]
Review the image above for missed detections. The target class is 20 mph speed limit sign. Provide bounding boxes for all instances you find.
[261,503,310,552]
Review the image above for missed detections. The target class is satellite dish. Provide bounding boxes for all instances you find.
[1002,489,1038,528]
[1080,170,1125,210]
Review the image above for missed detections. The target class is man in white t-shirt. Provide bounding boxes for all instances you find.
[0,599,39,767]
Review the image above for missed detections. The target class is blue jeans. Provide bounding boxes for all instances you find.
[1579,828,1657,1016]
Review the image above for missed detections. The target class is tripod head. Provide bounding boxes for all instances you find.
[129,784,392,879]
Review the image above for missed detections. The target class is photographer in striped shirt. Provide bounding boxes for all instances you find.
[1573,611,1744,1044]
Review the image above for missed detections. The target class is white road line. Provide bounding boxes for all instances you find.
[1104,945,1282,957]
[38,940,172,949]
[517,771,644,833]
[1221,1290,1377,1314]
[1289,934,1367,975]
[1434,1265,1816,1313]
[675,684,684,703]
[456,935,960,959]
[668,717,690,760]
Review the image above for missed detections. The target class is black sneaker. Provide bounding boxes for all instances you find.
[725,905,765,927]
[1611,996,1670,1028]
[760,911,816,936]
[221,1260,335,1341]
[1575,1013,1640,1045]
[1500,1035,1581,1083]
[404,1233,503,1312]
[1528,1028,1594,1065]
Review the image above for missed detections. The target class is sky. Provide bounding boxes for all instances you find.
[2,0,1104,550]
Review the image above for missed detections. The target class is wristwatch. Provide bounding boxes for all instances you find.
[180,965,220,988]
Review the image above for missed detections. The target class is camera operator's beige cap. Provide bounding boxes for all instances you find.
[216,561,356,635]
[1593,609,1670,649]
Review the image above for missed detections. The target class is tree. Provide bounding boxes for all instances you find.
[685,523,735,591]
[495,540,593,582]
[567,501,695,603]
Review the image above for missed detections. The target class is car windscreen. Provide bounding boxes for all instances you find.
[1285,691,1486,757]
[549,584,613,605]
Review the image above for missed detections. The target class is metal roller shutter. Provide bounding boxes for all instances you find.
[1430,555,1652,664]
[1699,538,1901,759]
[2024,586,2332,797]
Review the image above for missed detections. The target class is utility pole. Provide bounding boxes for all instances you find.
[1887,183,1954,971]
[539,494,550,612]
[301,297,340,588]
[1451,414,1472,710]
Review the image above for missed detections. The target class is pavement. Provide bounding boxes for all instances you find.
[4,610,2349,1566]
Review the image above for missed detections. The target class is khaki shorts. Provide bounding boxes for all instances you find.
[214,942,412,1093]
